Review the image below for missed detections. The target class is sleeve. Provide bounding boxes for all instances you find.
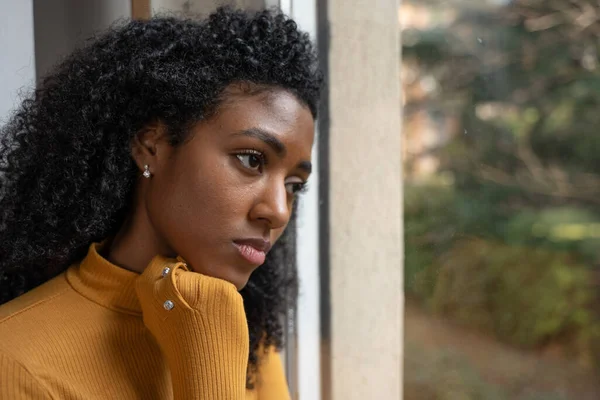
[0,352,52,400]
[135,256,249,400]
[255,347,291,400]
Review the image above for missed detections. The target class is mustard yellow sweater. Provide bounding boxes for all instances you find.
[0,242,290,399]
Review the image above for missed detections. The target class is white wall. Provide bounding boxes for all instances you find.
[34,0,131,80]
[0,0,36,124]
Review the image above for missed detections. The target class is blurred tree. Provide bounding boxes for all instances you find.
[403,0,600,360]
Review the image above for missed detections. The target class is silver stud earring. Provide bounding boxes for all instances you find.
[143,164,151,179]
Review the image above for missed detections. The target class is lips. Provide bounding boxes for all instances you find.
[232,238,271,266]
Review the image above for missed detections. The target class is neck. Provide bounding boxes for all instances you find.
[104,191,176,274]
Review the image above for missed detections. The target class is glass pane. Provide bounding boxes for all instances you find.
[402,1,600,399]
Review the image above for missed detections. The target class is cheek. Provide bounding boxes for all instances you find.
[146,156,247,249]
[270,226,287,244]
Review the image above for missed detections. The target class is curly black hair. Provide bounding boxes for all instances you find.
[0,6,322,387]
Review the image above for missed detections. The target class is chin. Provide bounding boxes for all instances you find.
[224,277,248,292]
[222,268,252,291]
[234,280,249,291]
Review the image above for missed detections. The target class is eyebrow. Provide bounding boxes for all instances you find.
[233,128,286,156]
[233,128,313,174]
[297,160,312,175]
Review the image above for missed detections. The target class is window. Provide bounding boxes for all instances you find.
[402,1,600,398]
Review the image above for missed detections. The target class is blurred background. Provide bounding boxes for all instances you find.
[402,0,600,399]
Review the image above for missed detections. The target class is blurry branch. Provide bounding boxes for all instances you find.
[511,0,600,38]
[477,163,600,205]
[525,12,564,31]
[476,101,600,204]
[516,111,546,183]
[403,0,600,207]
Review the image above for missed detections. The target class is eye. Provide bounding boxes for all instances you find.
[285,181,308,195]
[236,150,265,172]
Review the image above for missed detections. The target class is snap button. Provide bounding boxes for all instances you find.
[163,300,175,311]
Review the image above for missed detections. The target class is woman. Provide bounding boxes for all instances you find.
[0,6,321,399]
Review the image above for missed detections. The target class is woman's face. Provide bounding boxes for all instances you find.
[137,88,314,289]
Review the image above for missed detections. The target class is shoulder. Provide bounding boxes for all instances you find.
[0,273,78,361]
[0,272,71,324]
[0,350,52,398]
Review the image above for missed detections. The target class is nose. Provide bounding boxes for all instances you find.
[249,179,291,230]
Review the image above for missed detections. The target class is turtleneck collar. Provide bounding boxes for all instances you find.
[66,241,188,315]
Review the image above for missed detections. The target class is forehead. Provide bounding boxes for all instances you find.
[208,87,315,153]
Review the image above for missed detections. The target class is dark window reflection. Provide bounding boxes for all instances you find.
[402,1,600,399]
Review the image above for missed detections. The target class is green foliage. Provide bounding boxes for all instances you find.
[505,207,600,261]
[404,182,460,296]
[428,239,598,349]
[403,0,600,365]
[405,183,600,360]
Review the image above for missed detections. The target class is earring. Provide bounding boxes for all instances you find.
[143,164,152,178]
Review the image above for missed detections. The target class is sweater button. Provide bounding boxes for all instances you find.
[163,300,175,311]
[161,267,171,277]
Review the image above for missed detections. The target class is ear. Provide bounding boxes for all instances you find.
[131,121,171,173]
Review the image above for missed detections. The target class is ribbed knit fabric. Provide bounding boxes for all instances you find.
[0,242,290,399]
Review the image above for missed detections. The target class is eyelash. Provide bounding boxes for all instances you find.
[235,149,267,172]
[234,149,308,195]
[287,182,309,196]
